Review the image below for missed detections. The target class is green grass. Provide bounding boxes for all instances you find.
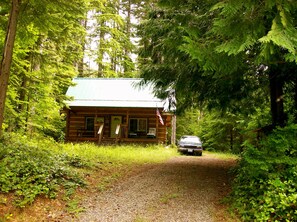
[160,192,180,204]
[58,143,178,166]
[0,133,178,211]
[204,151,240,160]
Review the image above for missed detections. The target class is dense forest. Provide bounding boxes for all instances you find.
[0,0,155,138]
[1,0,297,221]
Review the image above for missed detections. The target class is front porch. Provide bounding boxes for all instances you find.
[64,107,171,145]
[72,124,163,144]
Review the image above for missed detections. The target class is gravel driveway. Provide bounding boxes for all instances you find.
[72,155,237,222]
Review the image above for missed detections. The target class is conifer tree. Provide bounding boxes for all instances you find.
[0,0,87,136]
[204,0,297,127]
[138,0,297,128]
[84,0,137,77]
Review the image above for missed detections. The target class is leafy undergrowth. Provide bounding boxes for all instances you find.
[228,124,297,221]
[0,133,178,222]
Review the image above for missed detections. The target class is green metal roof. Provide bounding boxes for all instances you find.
[65,78,165,108]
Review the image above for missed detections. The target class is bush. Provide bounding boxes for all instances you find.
[0,133,85,207]
[229,124,297,221]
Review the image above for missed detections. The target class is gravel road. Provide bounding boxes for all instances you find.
[72,155,237,222]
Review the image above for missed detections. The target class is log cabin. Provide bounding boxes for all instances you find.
[63,78,172,144]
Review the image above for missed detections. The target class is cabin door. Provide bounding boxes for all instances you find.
[110,116,122,138]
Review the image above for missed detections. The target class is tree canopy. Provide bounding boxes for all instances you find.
[138,0,297,129]
[0,0,87,136]
[0,0,147,136]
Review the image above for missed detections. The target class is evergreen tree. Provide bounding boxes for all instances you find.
[84,0,137,77]
[0,0,88,136]
[138,0,297,129]
[182,0,297,127]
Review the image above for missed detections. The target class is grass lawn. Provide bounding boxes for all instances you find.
[203,150,239,160]
[60,143,179,166]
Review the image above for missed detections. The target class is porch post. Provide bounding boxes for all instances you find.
[65,109,70,141]
[125,110,129,138]
[171,114,176,145]
[155,111,159,140]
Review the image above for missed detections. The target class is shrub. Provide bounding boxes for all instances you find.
[0,133,85,207]
[229,124,297,221]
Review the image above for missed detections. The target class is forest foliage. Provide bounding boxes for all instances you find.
[1,0,297,220]
[230,124,297,221]
[0,0,152,137]
[138,0,297,220]
[0,132,176,212]
[0,133,86,208]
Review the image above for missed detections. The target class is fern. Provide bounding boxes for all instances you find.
[211,1,243,17]
[215,35,257,55]
[259,16,297,55]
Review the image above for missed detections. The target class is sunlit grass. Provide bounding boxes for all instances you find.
[58,143,179,166]
[204,151,240,160]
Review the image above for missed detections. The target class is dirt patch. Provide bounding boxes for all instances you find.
[65,155,238,222]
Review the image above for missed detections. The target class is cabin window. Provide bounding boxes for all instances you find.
[129,118,147,132]
[85,117,95,131]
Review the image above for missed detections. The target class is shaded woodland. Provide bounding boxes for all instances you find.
[1,0,297,221]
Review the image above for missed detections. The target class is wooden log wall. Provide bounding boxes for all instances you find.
[65,107,169,144]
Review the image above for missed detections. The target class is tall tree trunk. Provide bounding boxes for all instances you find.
[0,0,21,135]
[97,20,105,77]
[269,66,285,127]
[126,0,131,37]
[124,0,131,73]
[230,126,233,151]
[78,19,87,77]
[294,76,297,123]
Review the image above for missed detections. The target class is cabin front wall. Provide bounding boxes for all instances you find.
[64,107,171,144]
